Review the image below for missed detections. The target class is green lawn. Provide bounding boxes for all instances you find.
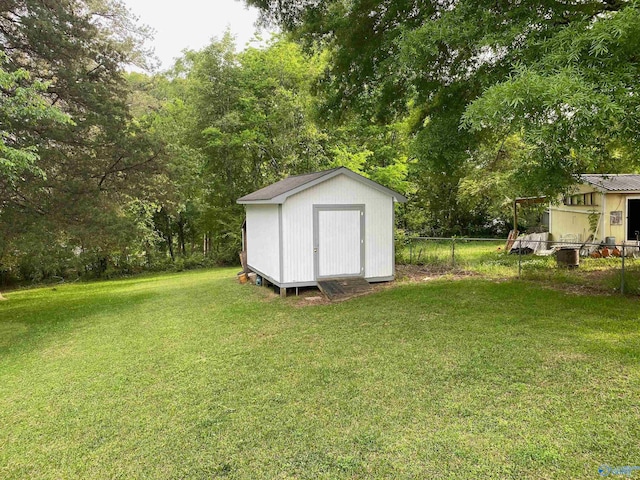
[1,269,639,479]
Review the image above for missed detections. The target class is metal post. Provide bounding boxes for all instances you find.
[451,237,456,267]
[621,244,626,295]
[518,244,522,278]
[410,238,413,264]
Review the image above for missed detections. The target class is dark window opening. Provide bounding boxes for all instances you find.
[627,199,640,241]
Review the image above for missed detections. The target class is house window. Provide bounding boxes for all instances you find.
[564,192,598,206]
[585,193,592,206]
[611,211,623,225]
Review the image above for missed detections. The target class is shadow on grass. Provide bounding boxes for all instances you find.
[0,288,156,359]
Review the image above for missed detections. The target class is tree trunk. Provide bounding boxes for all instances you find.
[176,213,186,256]
[166,233,174,261]
[98,256,108,277]
[144,241,153,267]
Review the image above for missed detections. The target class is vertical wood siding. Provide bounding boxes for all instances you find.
[282,174,393,283]
[246,204,280,282]
[317,209,362,277]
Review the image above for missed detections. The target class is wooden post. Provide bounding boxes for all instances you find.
[280,287,287,298]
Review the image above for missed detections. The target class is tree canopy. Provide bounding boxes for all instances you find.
[247,0,640,199]
[0,0,162,281]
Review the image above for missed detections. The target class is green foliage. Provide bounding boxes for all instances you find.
[2,3,414,282]
[0,52,72,182]
[588,210,602,234]
[328,146,372,173]
[0,0,168,284]
[248,0,640,232]
[177,34,331,262]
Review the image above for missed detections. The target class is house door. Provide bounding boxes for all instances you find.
[627,199,640,241]
[313,205,365,279]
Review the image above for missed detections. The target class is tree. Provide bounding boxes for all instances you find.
[0,0,164,283]
[0,53,72,184]
[156,34,332,262]
[247,0,640,231]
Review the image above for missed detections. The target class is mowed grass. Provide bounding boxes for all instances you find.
[1,269,640,479]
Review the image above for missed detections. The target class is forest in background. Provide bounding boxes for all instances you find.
[2,0,639,286]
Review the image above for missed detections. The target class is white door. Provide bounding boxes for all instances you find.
[314,206,364,279]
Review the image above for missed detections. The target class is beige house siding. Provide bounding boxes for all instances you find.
[550,184,640,244]
[549,184,603,242]
[605,193,626,241]
[549,208,593,242]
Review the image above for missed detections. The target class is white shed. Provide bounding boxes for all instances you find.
[237,167,407,294]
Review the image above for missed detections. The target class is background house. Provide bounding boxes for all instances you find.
[237,167,407,295]
[549,174,640,245]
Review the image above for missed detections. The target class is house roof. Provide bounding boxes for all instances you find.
[581,174,640,192]
[237,167,408,204]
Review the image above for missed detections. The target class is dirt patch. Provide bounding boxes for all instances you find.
[525,268,626,296]
[394,264,479,283]
[535,280,616,296]
[294,289,332,306]
[283,266,479,307]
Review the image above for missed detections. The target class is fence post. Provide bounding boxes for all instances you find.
[518,244,522,278]
[409,237,413,264]
[451,237,456,267]
[621,243,626,295]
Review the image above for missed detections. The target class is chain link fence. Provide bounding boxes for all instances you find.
[396,234,640,295]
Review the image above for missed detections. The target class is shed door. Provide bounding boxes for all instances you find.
[314,205,365,279]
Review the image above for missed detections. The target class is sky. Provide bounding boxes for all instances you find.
[121,0,270,71]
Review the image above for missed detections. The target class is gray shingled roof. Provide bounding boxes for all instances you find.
[237,167,407,204]
[581,174,640,192]
[237,168,341,202]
